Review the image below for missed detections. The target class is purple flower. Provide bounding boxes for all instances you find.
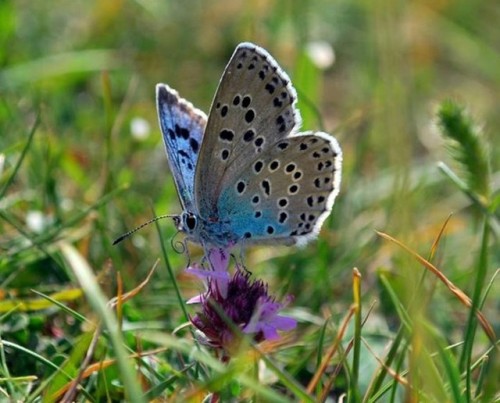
[186,248,296,353]
[242,296,296,340]
[186,248,231,303]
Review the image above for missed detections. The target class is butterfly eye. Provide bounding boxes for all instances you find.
[182,212,197,232]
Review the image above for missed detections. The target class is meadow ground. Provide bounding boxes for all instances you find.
[0,1,498,401]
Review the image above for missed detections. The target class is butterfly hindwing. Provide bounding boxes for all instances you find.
[194,43,301,220]
[156,84,207,211]
[217,132,342,246]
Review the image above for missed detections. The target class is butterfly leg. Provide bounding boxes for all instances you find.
[234,246,252,275]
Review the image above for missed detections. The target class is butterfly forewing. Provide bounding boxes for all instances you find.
[194,43,301,220]
[156,84,207,211]
[217,132,342,246]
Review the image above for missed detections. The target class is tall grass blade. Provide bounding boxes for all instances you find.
[59,242,145,403]
[0,114,39,199]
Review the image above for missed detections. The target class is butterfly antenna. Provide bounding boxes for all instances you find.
[113,215,176,245]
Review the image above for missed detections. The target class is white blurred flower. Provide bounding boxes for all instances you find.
[258,359,278,384]
[131,234,147,249]
[130,117,151,141]
[0,154,5,176]
[26,210,52,233]
[60,198,74,211]
[306,41,335,69]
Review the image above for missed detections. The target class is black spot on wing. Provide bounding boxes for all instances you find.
[242,96,251,108]
[244,129,255,142]
[174,124,189,139]
[190,138,199,153]
[245,109,255,123]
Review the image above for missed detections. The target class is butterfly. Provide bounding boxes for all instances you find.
[157,42,342,250]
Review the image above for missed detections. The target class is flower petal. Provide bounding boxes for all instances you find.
[261,323,280,340]
[186,267,229,281]
[207,248,230,272]
[270,315,297,331]
[207,248,231,297]
[186,294,204,304]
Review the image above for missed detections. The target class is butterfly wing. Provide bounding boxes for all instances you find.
[194,42,301,220]
[217,131,342,246]
[156,84,207,211]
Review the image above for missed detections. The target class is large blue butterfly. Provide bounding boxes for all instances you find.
[157,42,342,249]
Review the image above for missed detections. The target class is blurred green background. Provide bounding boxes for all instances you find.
[0,0,498,400]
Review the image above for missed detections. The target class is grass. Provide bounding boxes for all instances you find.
[0,1,498,401]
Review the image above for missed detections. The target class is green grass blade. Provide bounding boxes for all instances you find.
[315,320,328,397]
[294,50,322,130]
[460,219,491,398]
[350,269,362,403]
[0,50,120,89]
[43,331,95,402]
[435,337,464,403]
[364,326,406,400]
[154,208,190,323]
[0,114,39,199]
[1,340,71,379]
[30,289,88,323]
[0,333,15,398]
[59,242,145,403]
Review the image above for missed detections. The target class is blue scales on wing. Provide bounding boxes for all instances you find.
[156,84,207,211]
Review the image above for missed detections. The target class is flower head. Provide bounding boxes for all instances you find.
[187,248,296,353]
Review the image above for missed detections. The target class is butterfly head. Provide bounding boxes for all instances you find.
[175,211,239,248]
[177,211,198,235]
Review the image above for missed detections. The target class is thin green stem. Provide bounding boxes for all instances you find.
[459,218,490,401]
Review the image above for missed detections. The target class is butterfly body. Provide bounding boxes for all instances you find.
[158,42,342,249]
